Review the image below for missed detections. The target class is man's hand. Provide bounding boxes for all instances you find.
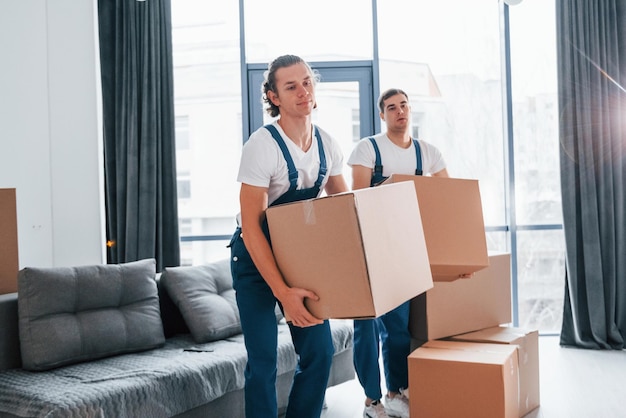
[276,287,323,328]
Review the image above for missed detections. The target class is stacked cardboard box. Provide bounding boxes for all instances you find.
[409,252,512,344]
[0,189,19,295]
[382,176,539,417]
[409,340,520,418]
[449,326,541,417]
[408,253,540,418]
[406,252,541,417]
[408,325,541,418]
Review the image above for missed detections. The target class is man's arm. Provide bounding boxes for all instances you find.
[351,164,372,190]
[432,168,449,178]
[239,183,323,327]
[324,174,349,195]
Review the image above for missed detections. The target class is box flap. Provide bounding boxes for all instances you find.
[451,325,534,345]
[419,340,518,364]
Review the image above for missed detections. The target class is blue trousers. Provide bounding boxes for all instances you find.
[353,301,411,401]
[231,231,334,418]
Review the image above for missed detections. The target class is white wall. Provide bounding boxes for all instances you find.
[0,0,104,268]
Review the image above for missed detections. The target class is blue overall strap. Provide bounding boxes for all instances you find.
[413,138,423,175]
[264,124,298,191]
[368,137,383,177]
[313,126,328,189]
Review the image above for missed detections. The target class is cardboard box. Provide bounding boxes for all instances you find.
[382,175,489,281]
[409,252,512,342]
[266,181,433,320]
[408,340,519,418]
[0,189,19,295]
[449,326,540,417]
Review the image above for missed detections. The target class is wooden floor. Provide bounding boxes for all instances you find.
[321,335,626,418]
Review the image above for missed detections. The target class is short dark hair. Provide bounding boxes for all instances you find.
[378,88,409,113]
[261,55,320,118]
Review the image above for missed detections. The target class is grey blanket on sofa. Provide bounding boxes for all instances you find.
[0,321,353,418]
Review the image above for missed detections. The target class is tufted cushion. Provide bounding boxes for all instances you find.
[161,259,241,343]
[17,259,165,371]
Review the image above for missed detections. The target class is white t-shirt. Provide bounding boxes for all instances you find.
[237,121,345,206]
[347,133,446,176]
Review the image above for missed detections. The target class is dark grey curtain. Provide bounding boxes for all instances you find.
[98,0,180,272]
[557,0,626,348]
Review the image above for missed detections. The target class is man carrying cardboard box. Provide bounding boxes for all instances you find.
[229,55,350,418]
[347,88,454,418]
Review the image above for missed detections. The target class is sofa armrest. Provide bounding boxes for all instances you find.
[0,292,21,370]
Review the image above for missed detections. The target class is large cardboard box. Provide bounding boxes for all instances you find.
[266,181,433,320]
[449,326,540,417]
[382,175,489,281]
[0,189,19,295]
[408,340,519,418]
[409,252,512,342]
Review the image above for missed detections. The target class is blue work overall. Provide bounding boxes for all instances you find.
[353,137,422,400]
[230,124,335,418]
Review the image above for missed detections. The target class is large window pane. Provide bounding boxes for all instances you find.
[377,0,506,227]
[517,230,565,333]
[509,0,563,334]
[510,0,561,225]
[486,231,508,253]
[313,82,362,187]
[172,0,242,265]
[243,0,373,63]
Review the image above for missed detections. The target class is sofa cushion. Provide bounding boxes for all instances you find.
[17,258,165,371]
[161,259,241,343]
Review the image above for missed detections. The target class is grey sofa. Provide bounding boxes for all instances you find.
[0,258,354,418]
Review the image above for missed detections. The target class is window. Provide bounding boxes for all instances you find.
[175,115,190,150]
[171,0,242,262]
[170,0,563,334]
[243,0,373,63]
[177,170,191,200]
[378,0,506,229]
[509,0,563,333]
[410,111,422,139]
[175,117,191,200]
[352,108,361,142]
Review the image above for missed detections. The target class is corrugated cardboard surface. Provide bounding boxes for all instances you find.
[266,181,433,320]
[409,252,512,341]
[382,175,489,281]
[408,340,519,418]
[449,326,540,417]
[0,189,19,295]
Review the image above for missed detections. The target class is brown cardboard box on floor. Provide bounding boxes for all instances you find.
[448,326,540,417]
[0,189,19,295]
[265,181,433,320]
[408,339,519,418]
[409,252,512,342]
[381,175,489,281]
